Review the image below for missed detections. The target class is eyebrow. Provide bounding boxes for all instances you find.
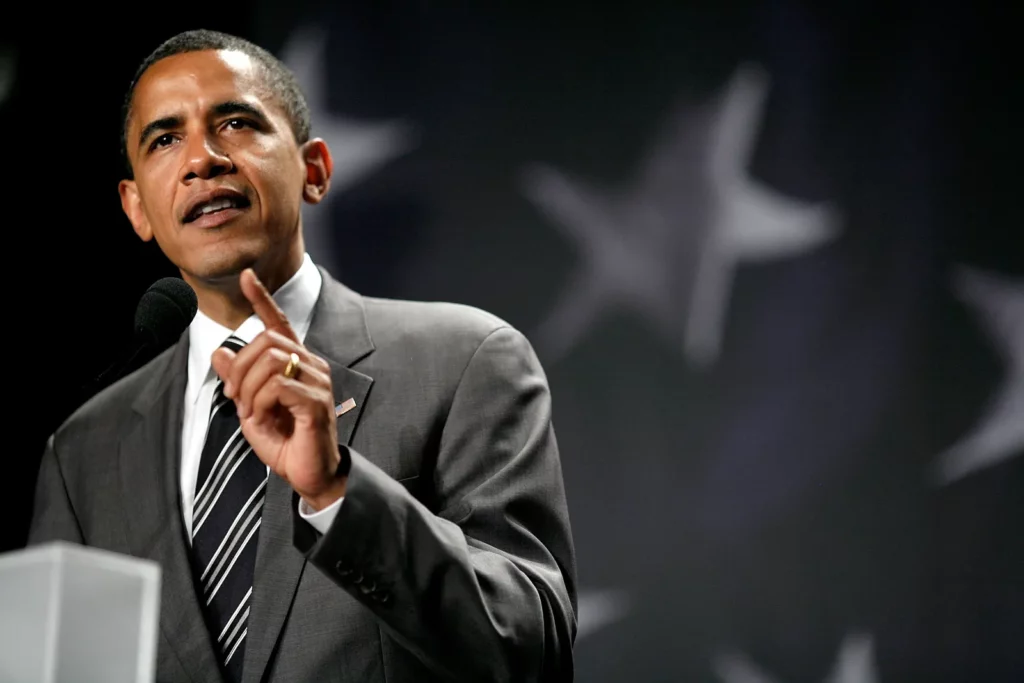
[137,115,181,152]
[211,100,269,124]
[136,100,271,152]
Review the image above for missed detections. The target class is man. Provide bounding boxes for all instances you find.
[28,28,576,683]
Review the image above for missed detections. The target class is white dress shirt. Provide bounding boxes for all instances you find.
[179,253,342,542]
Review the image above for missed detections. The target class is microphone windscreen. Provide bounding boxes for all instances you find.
[134,277,198,348]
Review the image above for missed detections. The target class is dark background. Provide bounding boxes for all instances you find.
[3,2,1021,681]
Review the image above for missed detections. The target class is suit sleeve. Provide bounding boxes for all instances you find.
[28,434,85,545]
[294,326,578,682]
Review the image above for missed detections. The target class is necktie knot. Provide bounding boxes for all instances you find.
[213,336,246,402]
[221,334,246,353]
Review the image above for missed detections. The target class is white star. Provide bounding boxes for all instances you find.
[575,588,630,641]
[279,26,418,273]
[522,64,841,367]
[934,266,1024,483]
[713,633,879,683]
[0,47,15,105]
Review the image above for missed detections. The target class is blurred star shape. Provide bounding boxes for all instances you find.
[934,266,1024,483]
[575,589,630,641]
[522,64,841,367]
[280,26,418,274]
[713,633,878,683]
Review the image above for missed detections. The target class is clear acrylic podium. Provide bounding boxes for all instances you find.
[0,542,161,683]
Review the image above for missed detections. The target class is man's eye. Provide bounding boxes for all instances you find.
[226,118,251,130]
[150,133,175,150]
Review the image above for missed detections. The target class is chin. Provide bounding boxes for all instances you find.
[187,248,263,285]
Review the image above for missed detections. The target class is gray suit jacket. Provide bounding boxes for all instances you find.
[28,267,577,682]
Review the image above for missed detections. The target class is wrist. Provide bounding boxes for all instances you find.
[300,445,350,511]
[301,477,347,511]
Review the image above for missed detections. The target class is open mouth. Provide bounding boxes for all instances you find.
[183,194,252,224]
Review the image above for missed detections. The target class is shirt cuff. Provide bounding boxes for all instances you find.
[297,495,344,535]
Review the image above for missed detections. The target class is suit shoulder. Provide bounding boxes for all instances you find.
[357,297,544,376]
[362,296,517,346]
[53,344,176,446]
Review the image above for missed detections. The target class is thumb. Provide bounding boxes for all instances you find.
[211,346,236,389]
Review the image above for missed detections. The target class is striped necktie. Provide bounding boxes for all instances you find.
[191,335,267,682]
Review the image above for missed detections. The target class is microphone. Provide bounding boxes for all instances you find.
[133,277,199,351]
[82,278,198,400]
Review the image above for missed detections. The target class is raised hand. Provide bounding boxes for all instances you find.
[211,268,346,510]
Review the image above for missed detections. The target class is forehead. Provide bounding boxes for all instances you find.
[129,49,268,126]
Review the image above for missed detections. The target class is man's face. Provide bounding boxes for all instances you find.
[120,49,312,286]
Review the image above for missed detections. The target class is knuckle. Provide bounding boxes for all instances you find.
[269,329,291,347]
[247,332,268,351]
[313,397,333,425]
[253,383,274,406]
[246,353,268,378]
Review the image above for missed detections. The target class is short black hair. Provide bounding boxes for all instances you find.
[120,29,311,178]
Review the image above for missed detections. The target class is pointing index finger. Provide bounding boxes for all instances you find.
[240,268,299,342]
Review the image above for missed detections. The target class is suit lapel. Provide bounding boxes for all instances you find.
[240,472,306,683]
[120,336,222,683]
[243,268,375,683]
[327,364,374,448]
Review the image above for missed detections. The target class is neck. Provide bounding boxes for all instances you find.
[187,243,305,330]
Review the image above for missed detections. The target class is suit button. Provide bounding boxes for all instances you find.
[378,592,392,605]
[351,571,364,585]
[359,581,376,595]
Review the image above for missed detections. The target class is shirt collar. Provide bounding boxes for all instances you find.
[186,253,323,405]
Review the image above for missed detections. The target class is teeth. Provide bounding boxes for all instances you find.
[199,198,236,215]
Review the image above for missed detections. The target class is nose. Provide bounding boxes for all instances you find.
[181,134,234,182]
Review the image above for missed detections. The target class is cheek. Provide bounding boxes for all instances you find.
[252,156,305,216]
[137,160,179,220]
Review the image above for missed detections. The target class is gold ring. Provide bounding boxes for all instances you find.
[283,352,300,380]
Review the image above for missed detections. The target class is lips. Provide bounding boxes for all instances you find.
[182,189,251,224]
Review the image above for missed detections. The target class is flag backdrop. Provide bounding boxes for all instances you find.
[3,2,1020,681]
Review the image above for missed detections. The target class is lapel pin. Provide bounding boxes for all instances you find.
[336,398,357,417]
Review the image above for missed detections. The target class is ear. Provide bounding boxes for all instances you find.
[300,138,333,205]
[118,179,154,241]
